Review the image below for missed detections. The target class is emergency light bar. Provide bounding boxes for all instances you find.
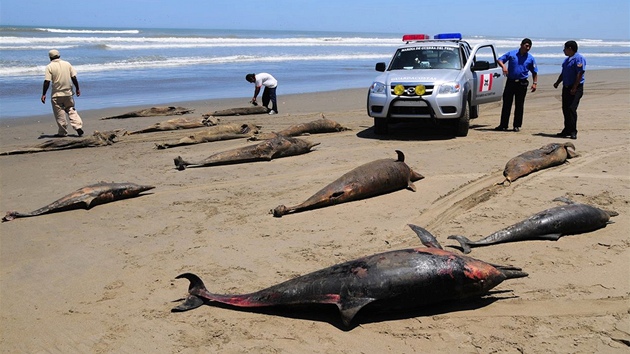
[402,34,430,42]
[434,33,462,40]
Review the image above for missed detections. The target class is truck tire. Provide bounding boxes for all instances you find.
[374,117,388,135]
[454,101,470,137]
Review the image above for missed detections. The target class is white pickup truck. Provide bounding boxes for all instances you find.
[367,33,504,136]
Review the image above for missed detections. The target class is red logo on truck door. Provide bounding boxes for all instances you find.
[479,74,493,92]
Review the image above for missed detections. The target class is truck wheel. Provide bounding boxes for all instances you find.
[374,118,388,135]
[454,101,470,137]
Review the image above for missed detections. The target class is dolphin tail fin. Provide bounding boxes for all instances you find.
[408,224,443,249]
[447,235,473,254]
[174,156,187,170]
[171,273,209,312]
[171,294,205,312]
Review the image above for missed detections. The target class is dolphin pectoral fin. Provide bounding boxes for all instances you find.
[171,294,205,312]
[538,233,562,241]
[338,297,375,327]
[447,235,473,254]
[407,181,417,192]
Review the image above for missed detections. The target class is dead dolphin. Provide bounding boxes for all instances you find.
[448,197,618,254]
[499,142,578,185]
[0,130,121,156]
[100,106,194,120]
[249,115,350,141]
[204,106,269,117]
[272,150,424,217]
[155,123,259,149]
[124,117,218,135]
[2,182,155,222]
[172,224,527,327]
[174,135,319,170]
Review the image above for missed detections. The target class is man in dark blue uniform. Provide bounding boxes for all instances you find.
[553,40,586,140]
[495,38,538,132]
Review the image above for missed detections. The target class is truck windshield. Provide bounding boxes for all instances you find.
[390,47,461,70]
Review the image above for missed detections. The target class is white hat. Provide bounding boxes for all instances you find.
[49,49,60,58]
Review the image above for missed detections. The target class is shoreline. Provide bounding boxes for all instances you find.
[1,68,629,352]
[0,68,622,129]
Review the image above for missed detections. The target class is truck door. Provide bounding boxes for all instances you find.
[468,44,504,105]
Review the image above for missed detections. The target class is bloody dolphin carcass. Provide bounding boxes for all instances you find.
[0,130,122,156]
[174,135,319,170]
[499,142,578,185]
[172,224,528,327]
[155,123,259,149]
[124,117,218,135]
[100,106,194,120]
[448,197,618,254]
[249,115,350,141]
[272,150,424,217]
[2,182,155,222]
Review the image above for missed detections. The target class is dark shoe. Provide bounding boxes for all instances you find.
[555,132,569,137]
[513,127,520,132]
[570,133,577,140]
[77,128,84,137]
[494,126,508,131]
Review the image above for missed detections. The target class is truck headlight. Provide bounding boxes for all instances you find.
[438,82,461,95]
[370,82,387,95]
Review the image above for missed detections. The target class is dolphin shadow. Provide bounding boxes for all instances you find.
[172,291,518,331]
[356,122,455,142]
[38,133,81,139]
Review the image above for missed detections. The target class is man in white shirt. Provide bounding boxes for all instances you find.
[41,49,84,137]
[246,73,278,115]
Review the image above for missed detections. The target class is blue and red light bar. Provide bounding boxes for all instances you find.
[403,33,462,42]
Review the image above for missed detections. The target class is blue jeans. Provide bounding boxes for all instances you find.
[262,86,278,113]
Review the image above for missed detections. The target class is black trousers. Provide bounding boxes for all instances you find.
[262,86,278,113]
[499,80,528,128]
[561,84,583,134]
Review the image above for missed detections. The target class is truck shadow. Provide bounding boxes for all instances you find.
[356,121,456,141]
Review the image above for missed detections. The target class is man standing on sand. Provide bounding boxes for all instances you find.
[553,40,585,140]
[246,73,278,115]
[41,49,84,137]
[495,38,538,132]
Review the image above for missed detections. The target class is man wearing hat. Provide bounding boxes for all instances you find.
[41,49,84,137]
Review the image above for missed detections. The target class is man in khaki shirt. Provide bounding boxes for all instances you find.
[41,49,84,137]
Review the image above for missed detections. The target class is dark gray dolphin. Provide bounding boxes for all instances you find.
[172,225,527,327]
[448,197,618,253]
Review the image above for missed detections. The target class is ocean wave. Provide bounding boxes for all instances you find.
[35,28,140,34]
[0,53,390,77]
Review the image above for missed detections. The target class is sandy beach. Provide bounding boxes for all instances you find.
[1,69,628,353]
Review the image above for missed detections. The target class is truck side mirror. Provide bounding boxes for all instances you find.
[471,61,490,71]
[375,62,386,72]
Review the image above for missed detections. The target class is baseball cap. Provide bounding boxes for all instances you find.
[49,49,60,58]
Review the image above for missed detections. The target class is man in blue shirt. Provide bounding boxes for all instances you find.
[495,38,538,132]
[553,40,585,140]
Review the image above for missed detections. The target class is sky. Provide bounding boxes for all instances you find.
[1,0,629,40]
